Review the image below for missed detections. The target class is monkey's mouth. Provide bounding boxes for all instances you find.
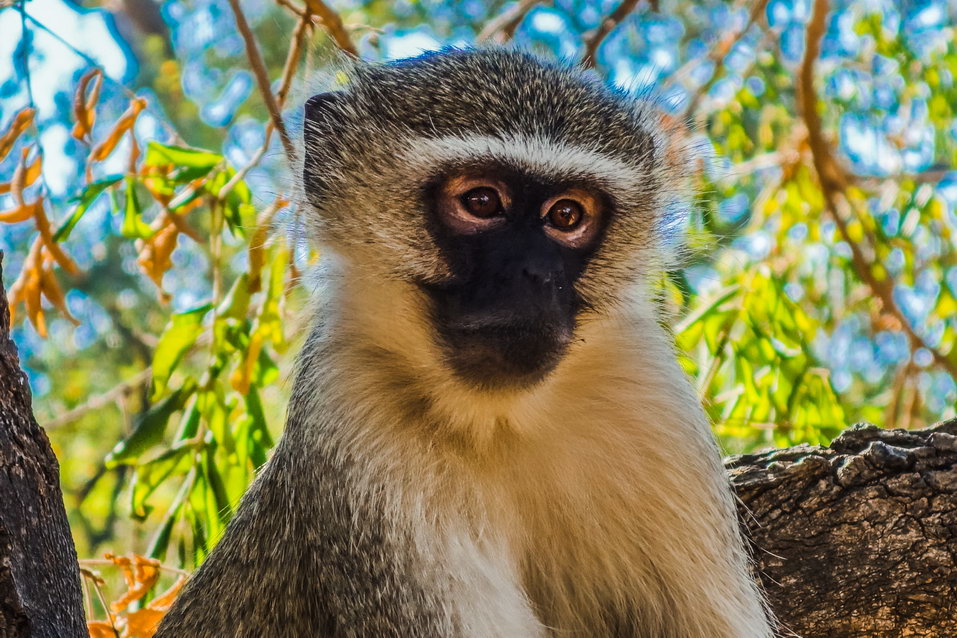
[436,319,573,390]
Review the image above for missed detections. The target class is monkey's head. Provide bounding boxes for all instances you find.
[301,48,692,392]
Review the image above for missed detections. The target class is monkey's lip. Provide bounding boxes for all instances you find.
[438,320,572,390]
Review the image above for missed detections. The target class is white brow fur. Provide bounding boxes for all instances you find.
[402,134,643,190]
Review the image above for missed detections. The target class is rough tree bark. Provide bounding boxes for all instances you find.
[1,261,955,638]
[730,420,957,637]
[0,254,85,638]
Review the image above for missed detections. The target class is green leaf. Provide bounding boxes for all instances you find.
[146,506,179,560]
[204,453,232,526]
[53,175,122,241]
[121,177,154,239]
[217,274,252,320]
[186,479,209,566]
[173,399,201,441]
[675,285,740,334]
[105,379,196,467]
[241,386,272,469]
[152,304,213,399]
[144,142,223,171]
[130,445,192,519]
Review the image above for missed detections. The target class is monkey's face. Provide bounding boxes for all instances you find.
[300,49,693,392]
[420,167,609,388]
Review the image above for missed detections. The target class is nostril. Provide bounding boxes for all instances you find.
[522,266,558,286]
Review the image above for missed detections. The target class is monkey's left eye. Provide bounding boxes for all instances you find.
[540,190,603,249]
[545,199,584,230]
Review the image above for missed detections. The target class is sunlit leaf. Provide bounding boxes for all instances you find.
[106,380,197,467]
[53,175,122,241]
[152,304,212,399]
[121,177,154,239]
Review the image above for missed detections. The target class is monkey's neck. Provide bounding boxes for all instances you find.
[277,275,767,638]
[289,274,710,466]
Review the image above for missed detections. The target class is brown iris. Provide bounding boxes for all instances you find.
[461,187,502,218]
[546,199,584,230]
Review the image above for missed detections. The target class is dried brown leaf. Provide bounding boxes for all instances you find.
[23,261,45,338]
[123,608,164,637]
[39,261,80,325]
[87,621,119,638]
[72,69,103,141]
[0,198,41,224]
[0,147,40,200]
[32,197,80,275]
[146,575,186,612]
[86,98,147,179]
[137,223,179,293]
[0,107,34,163]
[104,553,161,613]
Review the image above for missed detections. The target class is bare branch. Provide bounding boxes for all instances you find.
[44,368,152,430]
[673,0,770,118]
[798,0,957,380]
[582,0,643,68]
[302,0,359,57]
[218,9,314,202]
[477,0,543,44]
[226,0,296,161]
[275,0,307,17]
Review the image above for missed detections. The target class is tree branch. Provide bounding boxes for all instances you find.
[218,8,314,202]
[797,0,957,380]
[582,0,643,68]
[476,0,543,44]
[0,252,86,636]
[302,0,358,57]
[678,0,771,118]
[44,368,152,431]
[226,0,296,161]
[730,420,957,637]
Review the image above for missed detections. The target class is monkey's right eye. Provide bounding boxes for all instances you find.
[436,176,510,234]
[461,187,502,218]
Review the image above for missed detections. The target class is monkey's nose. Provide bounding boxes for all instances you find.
[521,264,558,286]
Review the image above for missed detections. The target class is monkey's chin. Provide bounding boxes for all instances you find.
[438,324,571,391]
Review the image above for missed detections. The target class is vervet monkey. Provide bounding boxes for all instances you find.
[157,48,772,638]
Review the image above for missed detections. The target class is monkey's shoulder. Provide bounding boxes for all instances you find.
[156,453,453,637]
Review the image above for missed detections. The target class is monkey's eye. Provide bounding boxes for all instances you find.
[545,199,583,230]
[437,176,510,234]
[541,190,603,249]
[461,187,502,218]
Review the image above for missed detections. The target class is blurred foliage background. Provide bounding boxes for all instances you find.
[1,0,956,587]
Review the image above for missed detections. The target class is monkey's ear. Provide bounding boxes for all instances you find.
[303,92,345,203]
[304,92,345,136]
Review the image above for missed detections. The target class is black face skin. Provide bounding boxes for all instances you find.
[421,165,611,390]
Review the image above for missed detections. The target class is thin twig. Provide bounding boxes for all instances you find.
[275,0,307,17]
[44,368,152,430]
[84,569,120,637]
[226,0,296,161]
[678,0,771,118]
[798,0,957,380]
[477,0,543,43]
[80,558,191,577]
[218,9,313,201]
[302,0,359,57]
[276,12,314,108]
[582,0,643,68]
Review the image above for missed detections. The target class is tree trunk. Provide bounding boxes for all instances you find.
[0,254,85,638]
[729,420,957,637]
